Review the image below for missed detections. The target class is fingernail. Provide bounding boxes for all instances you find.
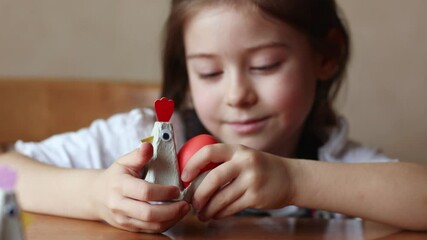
[174,187,180,197]
[181,172,189,182]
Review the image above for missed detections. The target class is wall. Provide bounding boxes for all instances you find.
[337,0,427,163]
[0,0,426,163]
[0,0,170,81]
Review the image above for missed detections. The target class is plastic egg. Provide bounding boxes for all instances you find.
[178,134,220,188]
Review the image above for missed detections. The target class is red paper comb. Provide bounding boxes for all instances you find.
[154,97,174,122]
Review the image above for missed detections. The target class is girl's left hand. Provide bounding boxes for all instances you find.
[181,143,296,221]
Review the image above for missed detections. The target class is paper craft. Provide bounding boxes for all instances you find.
[141,97,219,202]
[0,166,24,240]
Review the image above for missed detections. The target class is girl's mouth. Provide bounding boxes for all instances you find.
[226,116,270,134]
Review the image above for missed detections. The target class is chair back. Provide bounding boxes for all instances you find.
[0,79,160,149]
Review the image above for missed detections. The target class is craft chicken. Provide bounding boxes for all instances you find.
[141,97,220,202]
[141,97,182,190]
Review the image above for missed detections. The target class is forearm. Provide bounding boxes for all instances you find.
[0,151,101,220]
[291,160,427,230]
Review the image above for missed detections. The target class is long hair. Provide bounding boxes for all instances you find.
[161,0,350,159]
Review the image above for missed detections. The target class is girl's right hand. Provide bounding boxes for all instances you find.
[91,143,190,233]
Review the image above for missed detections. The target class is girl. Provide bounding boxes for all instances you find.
[1,0,427,233]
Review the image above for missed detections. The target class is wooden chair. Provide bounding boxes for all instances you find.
[0,78,160,151]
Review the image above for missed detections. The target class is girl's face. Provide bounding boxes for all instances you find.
[184,5,325,157]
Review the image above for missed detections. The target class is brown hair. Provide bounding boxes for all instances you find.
[161,0,350,159]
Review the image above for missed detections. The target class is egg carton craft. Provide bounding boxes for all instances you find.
[0,166,25,240]
[141,97,219,202]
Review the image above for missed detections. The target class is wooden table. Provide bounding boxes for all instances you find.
[24,212,426,240]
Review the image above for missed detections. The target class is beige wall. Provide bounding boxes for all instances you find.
[337,0,427,164]
[1,0,426,163]
[0,0,170,81]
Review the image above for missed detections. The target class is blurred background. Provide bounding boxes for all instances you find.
[0,0,426,164]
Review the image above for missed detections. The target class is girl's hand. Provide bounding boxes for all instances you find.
[181,144,296,221]
[92,143,190,233]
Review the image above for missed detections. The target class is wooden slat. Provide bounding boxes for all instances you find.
[0,78,160,144]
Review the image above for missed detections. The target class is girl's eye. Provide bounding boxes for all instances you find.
[198,71,222,79]
[251,62,281,72]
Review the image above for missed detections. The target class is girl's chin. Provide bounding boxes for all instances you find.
[220,134,272,150]
[219,133,294,156]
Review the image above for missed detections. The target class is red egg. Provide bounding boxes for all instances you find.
[178,134,220,188]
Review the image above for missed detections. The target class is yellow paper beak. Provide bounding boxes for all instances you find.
[140,136,154,143]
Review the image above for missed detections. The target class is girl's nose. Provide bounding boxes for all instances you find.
[225,75,257,108]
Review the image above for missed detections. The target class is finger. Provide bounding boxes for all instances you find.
[198,175,246,220]
[118,198,190,222]
[128,215,187,234]
[182,143,235,182]
[212,193,250,220]
[121,176,180,201]
[192,161,239,211]
[116,143,153,172]
[111,213,188,233]
[128,217,184,234]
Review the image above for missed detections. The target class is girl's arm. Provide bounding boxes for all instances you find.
[183,144,427,231]
[0,143,190,233]
[0,151,100,219]
[292,160,427,231]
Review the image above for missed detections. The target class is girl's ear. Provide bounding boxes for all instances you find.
[317,28,345,81]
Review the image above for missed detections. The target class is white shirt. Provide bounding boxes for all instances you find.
[14,108,185,169]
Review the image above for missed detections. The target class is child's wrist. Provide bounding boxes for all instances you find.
[88,169,104,220]
[284,158,309,207]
